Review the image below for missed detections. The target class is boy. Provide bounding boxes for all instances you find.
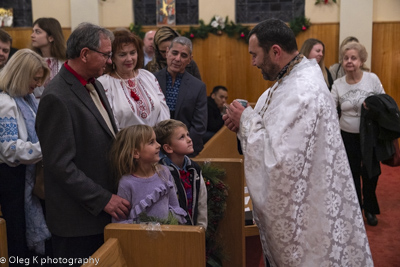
[154,119,208,229]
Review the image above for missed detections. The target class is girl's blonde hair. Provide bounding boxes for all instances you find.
[0,49,50,97]
[299,38,329,87]
[110,124,156,182]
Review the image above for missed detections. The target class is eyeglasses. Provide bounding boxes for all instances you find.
[89,48,112,60]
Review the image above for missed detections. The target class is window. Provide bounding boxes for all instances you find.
[236,0,305,24]
[1,0,32,27]
[134,0,198,25]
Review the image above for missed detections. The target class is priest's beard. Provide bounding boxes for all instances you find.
[260,53,281,81]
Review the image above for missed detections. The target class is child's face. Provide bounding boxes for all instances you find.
[168,126,194,156]
[137,131,161,165]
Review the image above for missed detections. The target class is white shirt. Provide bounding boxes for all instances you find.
[98,69,170,129]
[238,58,373,267]
[0,92,42,166]
[331,72,385,133]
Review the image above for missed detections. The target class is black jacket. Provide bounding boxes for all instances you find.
[360,94,400,177]
[207,96,224,133]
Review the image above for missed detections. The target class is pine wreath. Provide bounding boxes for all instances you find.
[202,163,229,267]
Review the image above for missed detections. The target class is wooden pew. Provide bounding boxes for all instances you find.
[82,238,126,267]
[0,218,9,267]
[83,224,205,267]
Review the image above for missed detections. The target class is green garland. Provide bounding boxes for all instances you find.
[315,0,336,4]
[179,16,250,43]
[202,163,229,267]
[289,16,311,36]
[129,16,250,43]
[129,23,146,39]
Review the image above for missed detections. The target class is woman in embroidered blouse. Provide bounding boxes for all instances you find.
[331,42,385,227]
[98,29,170,129]
[31,17,66,100]
[0,49,50,258]
[109,125,186,224]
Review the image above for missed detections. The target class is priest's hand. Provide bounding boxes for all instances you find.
[223,100,246,133]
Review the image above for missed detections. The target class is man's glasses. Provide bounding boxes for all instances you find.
[89,48,112,60]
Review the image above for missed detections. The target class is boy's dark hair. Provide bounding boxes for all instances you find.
[154,119,188,154]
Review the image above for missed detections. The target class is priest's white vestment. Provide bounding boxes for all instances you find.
[238,57,374,267]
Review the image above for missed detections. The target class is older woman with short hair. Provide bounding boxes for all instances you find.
[98,29,170,129]
[0,49,50,257]
[331,42,385,226]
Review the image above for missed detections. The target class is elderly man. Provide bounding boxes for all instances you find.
[143,30,155,66]
[36,22,130,264]
[223,19,373,266]
[0,29,12,69]
[155,36,207,156]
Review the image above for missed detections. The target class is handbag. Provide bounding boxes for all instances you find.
[382,139,400,167]
[33,160,45,199]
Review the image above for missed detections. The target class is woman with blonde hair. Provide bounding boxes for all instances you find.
[145,26,202,80]
[0,49,50,258]
[300,38,333,90]
[31,17,66,99]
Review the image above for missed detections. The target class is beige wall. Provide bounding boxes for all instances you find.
[31,0,400,28]
[32,0,71,26]
[373,0,400,21]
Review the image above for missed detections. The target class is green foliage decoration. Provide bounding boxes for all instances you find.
[315,0,337,4]
[202,163,229,267]
[138,211,179,225]
[289,16,311,36]
[129,23,146,39]
[130,16,250,43]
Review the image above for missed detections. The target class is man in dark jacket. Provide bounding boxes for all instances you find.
[203,86,228,143]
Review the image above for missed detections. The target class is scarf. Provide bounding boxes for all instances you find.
[14,94,51,255]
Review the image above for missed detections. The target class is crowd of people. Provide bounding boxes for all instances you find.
[0,16,395,267]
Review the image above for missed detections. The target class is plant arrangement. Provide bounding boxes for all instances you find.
[315,0,337,4]
[202,163,229,267]
[289,16,311,36]
[129,15,250,43]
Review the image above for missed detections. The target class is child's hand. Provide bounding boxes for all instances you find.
[104,194,131,220]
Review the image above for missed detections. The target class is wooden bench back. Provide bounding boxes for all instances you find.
[84,224,205,267]
[0,218,9,267]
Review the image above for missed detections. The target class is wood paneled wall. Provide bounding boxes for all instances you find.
[5,22,399,105]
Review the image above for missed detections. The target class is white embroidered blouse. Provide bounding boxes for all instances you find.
[0,92,42,166]
[98,69,170,129]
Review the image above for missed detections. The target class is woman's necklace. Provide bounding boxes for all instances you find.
[115,70,140,101]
